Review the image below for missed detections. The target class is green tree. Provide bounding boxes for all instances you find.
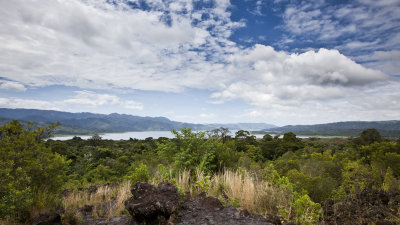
[354,128,382,145]
[88,133,102,146]
[281,132,304,152]
[382,167,398,192]
[0,121,68,222]
[262,134,273,141]
[234,130,256,152]
[208,127,231,143]
[157,128,218,173]
[341,161,376,195]
[125,162,151,183]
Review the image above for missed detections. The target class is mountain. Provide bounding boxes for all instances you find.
[203,123,276,131]
[263,120,400,137]
[0,108,276,135]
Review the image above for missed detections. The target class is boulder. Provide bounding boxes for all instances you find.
[30,210,63,225]
[124,182,180,224]
[322,189,400,225]
[175,193,273,225]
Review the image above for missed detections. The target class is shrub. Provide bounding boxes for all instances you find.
[0,121,68,222]
[125,163,151,183]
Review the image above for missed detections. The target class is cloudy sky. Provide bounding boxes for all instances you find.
[0,0,399,126]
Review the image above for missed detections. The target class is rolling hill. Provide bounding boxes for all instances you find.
[0,108,276,135]
[263,121,400,137]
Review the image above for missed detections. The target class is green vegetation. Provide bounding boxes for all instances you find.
[1,121,400,224]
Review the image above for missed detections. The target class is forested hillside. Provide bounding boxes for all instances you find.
[263,120,400,137]
[0,108,275,134]
[1,121,400,224]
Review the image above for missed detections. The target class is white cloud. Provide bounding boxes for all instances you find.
[280,0,400,52]
[231,81,400,126]
[199,113,216,119]
[355,50,400,75]
[64,91,143,110]
[0,97,59,110]
[0,0,399,124]
[209,45,399,125]
[0,90,143,111]
[0,0,243,92]
[0,80,26,91]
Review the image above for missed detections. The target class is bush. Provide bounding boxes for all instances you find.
[125,163,151,183]
[0,121,68,222]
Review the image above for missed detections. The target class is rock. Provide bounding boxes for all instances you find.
[80,215,133,225]
[174,193,273,225]
[265,214,282,225]
[282,222,296,225]
[200,195,223,210]
[30,210,63,225]
[322,189,400,225]
[124,182,180,224]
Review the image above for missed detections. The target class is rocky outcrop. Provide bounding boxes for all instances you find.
[30,182,280,225]
[125,182,274,225]
[175,193,273,225]
[29,210,63,225]
[322,189,400,225]
[124,182,180,224]
[78,204,133,225]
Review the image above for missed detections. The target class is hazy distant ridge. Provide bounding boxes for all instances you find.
[266,121,400,132]
[0,108,275,134]
[261,120,400,137]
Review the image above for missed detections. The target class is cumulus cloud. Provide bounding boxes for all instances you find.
[0,90,143,111]
[0,0,243,92]
[64,91,143,110]
[211,45,387,105]
[208,45,400,124]
[0,80,26,91]
[0,0,399,124]
[359,50,400,75]
[0,97,59,110]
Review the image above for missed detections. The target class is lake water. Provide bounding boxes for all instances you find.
[52,130,270,140]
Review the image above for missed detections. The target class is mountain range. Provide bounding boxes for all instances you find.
[1,108,399,137]
[263,121,400,137]
[0,108,276,135]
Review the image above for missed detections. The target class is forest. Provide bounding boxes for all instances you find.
[1,120,400,224]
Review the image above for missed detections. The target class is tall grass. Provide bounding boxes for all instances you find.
[150,167,321,224]
[60,167,317,223]
[161,168,293,216]
[62,180,131,219]
[176,169,190,193]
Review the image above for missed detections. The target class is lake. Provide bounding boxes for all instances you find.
[51,130,270,140]
[51,131,337,141]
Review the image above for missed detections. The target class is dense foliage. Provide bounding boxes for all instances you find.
[0,121,68,222]
[1,122,400,224]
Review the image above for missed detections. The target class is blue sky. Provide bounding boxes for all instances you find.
[0,0,399,126]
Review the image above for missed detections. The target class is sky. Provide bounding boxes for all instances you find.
[0,0,399,126]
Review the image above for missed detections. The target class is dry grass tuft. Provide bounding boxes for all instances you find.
[176,169,190,193]
[208,170,267,213]
[62,180,131,219]
[169,169,294,216]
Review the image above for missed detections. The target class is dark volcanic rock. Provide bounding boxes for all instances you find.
[175,193,273,225]
[265,214,282,225]
[322,189,400,225]
[80,215,133,225]
[124,182,180,224]
[78,202,134,225]
[30,210,63,225]
[124,182,274,225]
[33,182,282,225]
